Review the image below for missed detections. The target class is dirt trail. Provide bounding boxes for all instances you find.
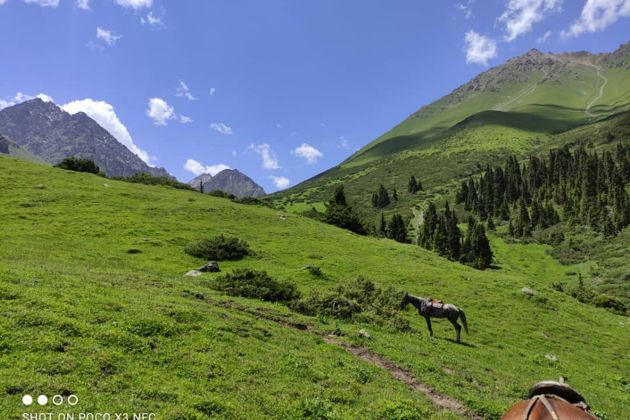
[185,292,485,419]
[583,63,608,117]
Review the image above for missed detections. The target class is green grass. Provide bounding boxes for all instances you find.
[1,155,628,419]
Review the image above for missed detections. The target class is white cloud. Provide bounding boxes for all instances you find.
[338,136,351,150]
[114,0,152,9]
[96,27,121,46]
[456,1,475,19]
[75,0,89,9]
[537,30,552,43]
[291,143,323,164]
[146,98,190,125]
[62,98,155,165]
[147,97,175,125]
[464,30,497,65]
[499,0,562,42]
[209,88,216,96]
[210,122,233,135]
[24,0,60,7]
[0,92,54,110]
[270,175,290,190]
[141,11,163,27]
[249,143,280,169]
[562,0,630,38]
[175,80,197,101]
[0,0,8,4]
[183,159,231,176]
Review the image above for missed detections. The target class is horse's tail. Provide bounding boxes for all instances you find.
[459,309,469,334]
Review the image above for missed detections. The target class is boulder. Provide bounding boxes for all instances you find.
[358,329,371,339]
[199,261,220,273]
[184,270,203,277]
[521,287,538,296]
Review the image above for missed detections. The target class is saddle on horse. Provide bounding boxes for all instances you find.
[427,297,444,309]
[501,381,598,419]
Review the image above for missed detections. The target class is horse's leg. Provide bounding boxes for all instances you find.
[449,317,461,343]
[424,316,434,341]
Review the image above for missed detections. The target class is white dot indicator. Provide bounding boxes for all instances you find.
[22,395,33,406]
[68,395,79,406]
[52,395,64,406]
[37,395,48,406]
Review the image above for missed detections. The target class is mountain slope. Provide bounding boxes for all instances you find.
[0,98,170,178]
[0,155,628,419]
[189,169,266,197]
[271,42,630,216]
[0,133,44,163]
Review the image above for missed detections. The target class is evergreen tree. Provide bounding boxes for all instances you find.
[408,176,419,193]
[372,184,391,208]
[324,184,366,235]
[378,213,386,237]
[392,187,398,202]
[199,182,204,194]
[387,214,408,243]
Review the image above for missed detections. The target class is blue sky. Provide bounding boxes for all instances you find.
[1,0,629,192]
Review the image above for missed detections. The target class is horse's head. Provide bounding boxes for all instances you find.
[400,293,411,309]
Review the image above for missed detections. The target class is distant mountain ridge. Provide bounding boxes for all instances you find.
[0,98,170,178]
[189,169,266,198]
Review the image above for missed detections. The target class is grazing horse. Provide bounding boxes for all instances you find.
[401,293,468,342]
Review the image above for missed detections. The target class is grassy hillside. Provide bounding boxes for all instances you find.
[1,156,628,419]
[270,43,630,221]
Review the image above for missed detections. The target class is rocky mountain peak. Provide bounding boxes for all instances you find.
[0,99,171,178]
[188,169,265,198]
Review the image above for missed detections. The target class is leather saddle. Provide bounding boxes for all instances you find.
[501,381,598,420]
[427,298,444,309]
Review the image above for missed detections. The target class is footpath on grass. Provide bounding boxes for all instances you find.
[185,291,485,420]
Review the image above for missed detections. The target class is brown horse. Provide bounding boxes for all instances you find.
[501,381,598,420]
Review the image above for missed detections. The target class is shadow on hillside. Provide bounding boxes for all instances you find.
[443,338,476,348]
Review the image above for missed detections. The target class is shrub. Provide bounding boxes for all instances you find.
[593,294,627,315]
[298,398,337,420]
[291,276,409,330]
[208,189,236,199]
[55,157,102,174]
[184,235,250,261]
[112,173,195,191]
[213,269,301,302]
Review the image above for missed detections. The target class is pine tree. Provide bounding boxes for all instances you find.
[324,184,366,235]
[387,214,408,243]
[408,176,420,193]
[199,182,204,194]
[378,213,386,237]
[372,184,391,208]
[392,187,398,201]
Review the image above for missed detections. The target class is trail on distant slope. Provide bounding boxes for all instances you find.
[583,63,608,117]
[185,291,484,419]
[494,70,548,112]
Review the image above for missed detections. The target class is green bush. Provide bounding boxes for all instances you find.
[55,157,102,175]
[208,189,236,199]
[291,277,409,330]
[112,173,195,191]
[213,269,301,302]
[184,235,250,261]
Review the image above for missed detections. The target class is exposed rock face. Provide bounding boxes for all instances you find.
[0,98,171,178]
[189,169,265,198]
